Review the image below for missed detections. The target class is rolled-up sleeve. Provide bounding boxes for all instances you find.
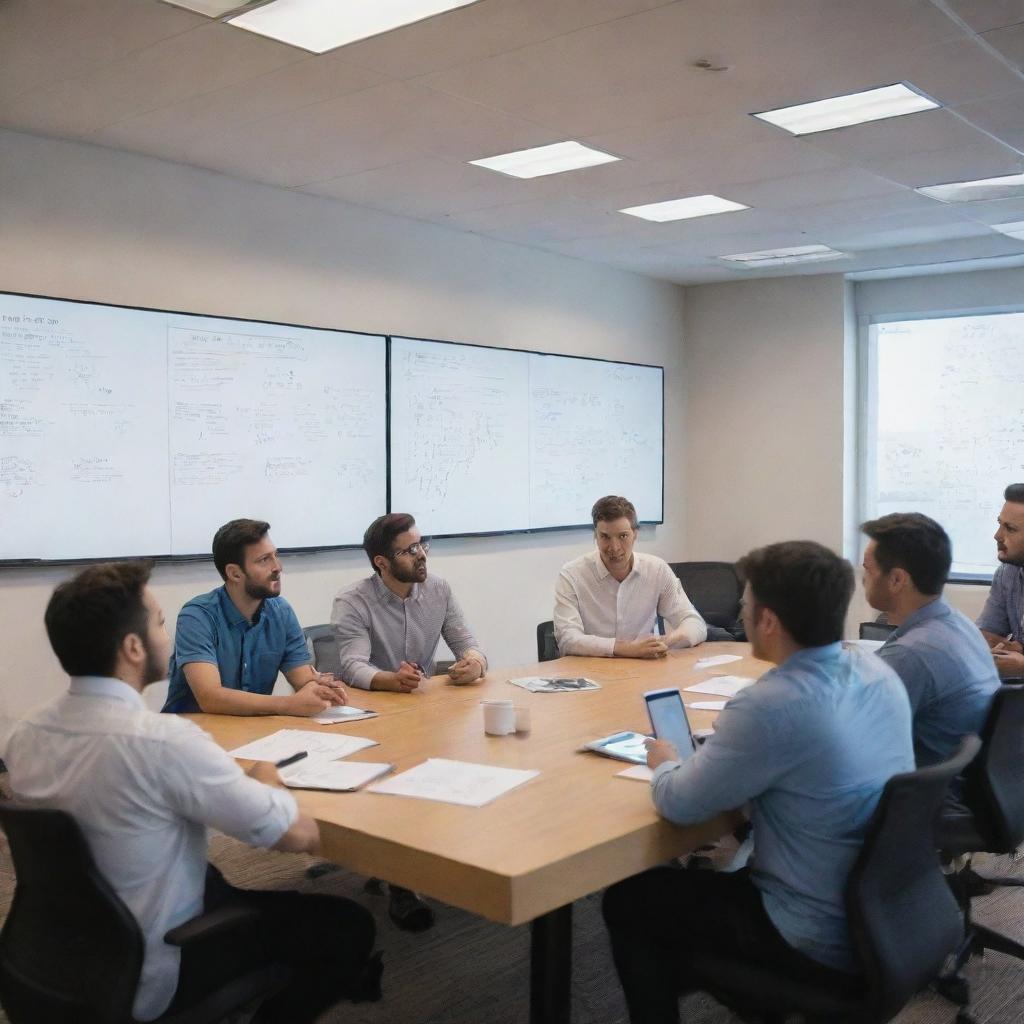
[440,586,484,665]
[976,566,1011,636]
[553,569,615,657]
[331,594,379,690]
[173,605,218,668]
[657,565,707,647]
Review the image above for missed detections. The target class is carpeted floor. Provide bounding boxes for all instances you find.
[1,826,1022,1024]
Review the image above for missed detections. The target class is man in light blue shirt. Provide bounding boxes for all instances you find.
[862,512,998,767]
[603,541,914,1024]
[977,483,1024,678]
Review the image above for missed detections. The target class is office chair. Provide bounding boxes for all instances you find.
[0,804,291,1024]
[858,618,896,641]
[687,735,980,1024]
[934,685,1024,1022]
[536,620,559,662]
[668,561,745,641]
[302,623,342,676]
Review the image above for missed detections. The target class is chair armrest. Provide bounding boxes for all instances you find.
[164,905,262,947]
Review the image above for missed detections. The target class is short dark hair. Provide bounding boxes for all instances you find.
[45,561,153,677]
[1005,483,1024,504]
[738,541,853,647]
[592,495,638,530]
[212,519,270,580]
[861,512,951,596]
[363,513,416,574]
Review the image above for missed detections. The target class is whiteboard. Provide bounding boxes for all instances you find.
[389,337,663,535]
[867,311,1024,577]
[0,293,387,561]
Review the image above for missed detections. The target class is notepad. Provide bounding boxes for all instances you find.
[280,760,392,792]
[228,729,378,763]
[312,705,379,725]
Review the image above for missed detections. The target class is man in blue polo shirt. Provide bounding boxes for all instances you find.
[862,512,998,767]
[977,483,1024,678]
[163,519,346,715]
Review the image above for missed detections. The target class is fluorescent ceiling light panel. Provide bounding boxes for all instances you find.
[161,0,256,15]
[619,195,748,222]
[719,244,848,268]
[753,83,939,136]
[992,220,1024,241]
[229,0,481,53]
[916,172,1024,204]
[469,141,620,179]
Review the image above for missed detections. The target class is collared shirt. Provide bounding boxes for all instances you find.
[877,598,999,767]
[5,677,296,1021]
[976,562,1024,640]
[651,644,913,973]
[163,586,310,713]
[553,549,706,657]
[331,573,483,689]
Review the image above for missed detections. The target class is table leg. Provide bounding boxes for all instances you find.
[529,903,572,1024]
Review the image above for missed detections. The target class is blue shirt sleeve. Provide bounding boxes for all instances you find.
[976,565,1011,636]
[875,642,930,712]
[279,602,312,673]
[173,604,219,668]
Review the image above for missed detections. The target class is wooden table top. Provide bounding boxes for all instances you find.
[192,642,768,926]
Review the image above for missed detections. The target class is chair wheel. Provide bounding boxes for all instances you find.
[363,876,385,894]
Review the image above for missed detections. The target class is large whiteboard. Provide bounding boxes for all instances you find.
[867,311,1024,577]
[1,293,387,561]
[390,337,664,534]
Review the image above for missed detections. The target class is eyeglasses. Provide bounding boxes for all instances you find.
[391,540,430,559]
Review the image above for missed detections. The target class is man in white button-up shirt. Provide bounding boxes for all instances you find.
[554,495,706,658]
[5,562,378,1023]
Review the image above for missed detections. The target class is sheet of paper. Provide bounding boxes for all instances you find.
[228,729,378,763]
[616,764,654,783]
[368,758,539,807]
[690,700,727,711]
[507,676,600,692]
[281,760,392,791]
[684,675,755,698]
[312,705,379,725]
[851,638,886,652]
[693,654,743,670]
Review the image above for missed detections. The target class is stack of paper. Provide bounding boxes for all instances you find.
[312,704,378,725]
[280,761,392,792]
[229,729,378,762]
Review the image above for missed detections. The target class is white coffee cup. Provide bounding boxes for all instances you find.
[482,699,516,735]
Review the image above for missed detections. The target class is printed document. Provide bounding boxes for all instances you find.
[369,758,539,807]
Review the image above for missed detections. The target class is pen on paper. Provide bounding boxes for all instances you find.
[275,751,308,769]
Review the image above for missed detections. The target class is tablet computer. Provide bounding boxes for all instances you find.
[644,687,697,762]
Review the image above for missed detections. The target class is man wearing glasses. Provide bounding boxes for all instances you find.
[331,513,487,693]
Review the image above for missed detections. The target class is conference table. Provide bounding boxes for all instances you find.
[193,642,767,1023]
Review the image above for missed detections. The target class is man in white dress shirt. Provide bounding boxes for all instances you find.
[5,561,378,1023]
[554,495,706,658]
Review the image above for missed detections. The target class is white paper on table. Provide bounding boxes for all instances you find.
[368,758,539,807]
[312,705,379,725]
[616,765,654,783]
[850,638,886,652]
[693,654,743,670]
[690,700,727,711]
[228,729,378,763]
[684,675,755,698]
[280,760,392,791]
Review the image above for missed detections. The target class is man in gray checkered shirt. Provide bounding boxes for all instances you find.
[331,513,487,692]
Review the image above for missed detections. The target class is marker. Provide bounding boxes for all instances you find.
[275,751,308,769]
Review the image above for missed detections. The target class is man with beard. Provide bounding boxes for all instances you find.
[330,512,486,932]
[163,518,345,715]
[5,562,379,1023]
[331,512,487,693]
[977,483,1024,678]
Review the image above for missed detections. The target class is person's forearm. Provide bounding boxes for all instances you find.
[194,686,296,716]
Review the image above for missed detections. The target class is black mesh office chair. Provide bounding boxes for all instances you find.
[302,623,342,676]
[668,561,744,641]
[934,685,1024,1021]
[859,615,896,641]
[0,804,291,1024]
[536,620,559,662]
[688,735,980,1024]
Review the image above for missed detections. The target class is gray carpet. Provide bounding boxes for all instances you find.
[1,828,1023,1023]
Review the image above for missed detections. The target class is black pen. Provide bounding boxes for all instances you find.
[275,751,308,769]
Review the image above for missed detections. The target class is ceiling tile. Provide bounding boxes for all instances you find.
[860,138,1023,188]
[947,1,1024,33]
[723,167,905,211]
[981,22,1024,67]
[953,88,1024,151]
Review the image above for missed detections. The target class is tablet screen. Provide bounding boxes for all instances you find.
[644,688,696,762]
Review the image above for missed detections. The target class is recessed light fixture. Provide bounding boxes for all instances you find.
[619,195,748,223]
[229,0,482,54]
[160,0,258,15]
[753,83,939,136]
[719,244,848,268]
[916,172,1024,204]
[992,220,1024,241]
[469,141,620,179]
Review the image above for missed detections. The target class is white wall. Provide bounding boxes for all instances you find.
[0,129,687,719]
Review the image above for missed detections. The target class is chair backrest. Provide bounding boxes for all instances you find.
[858,621,896,641]
[0,803,143,1024]
[667,561,741,628]
[963,684,1024,853]
[536,620,559,662]
[303,623,342,676]
[846,734,980,1022]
